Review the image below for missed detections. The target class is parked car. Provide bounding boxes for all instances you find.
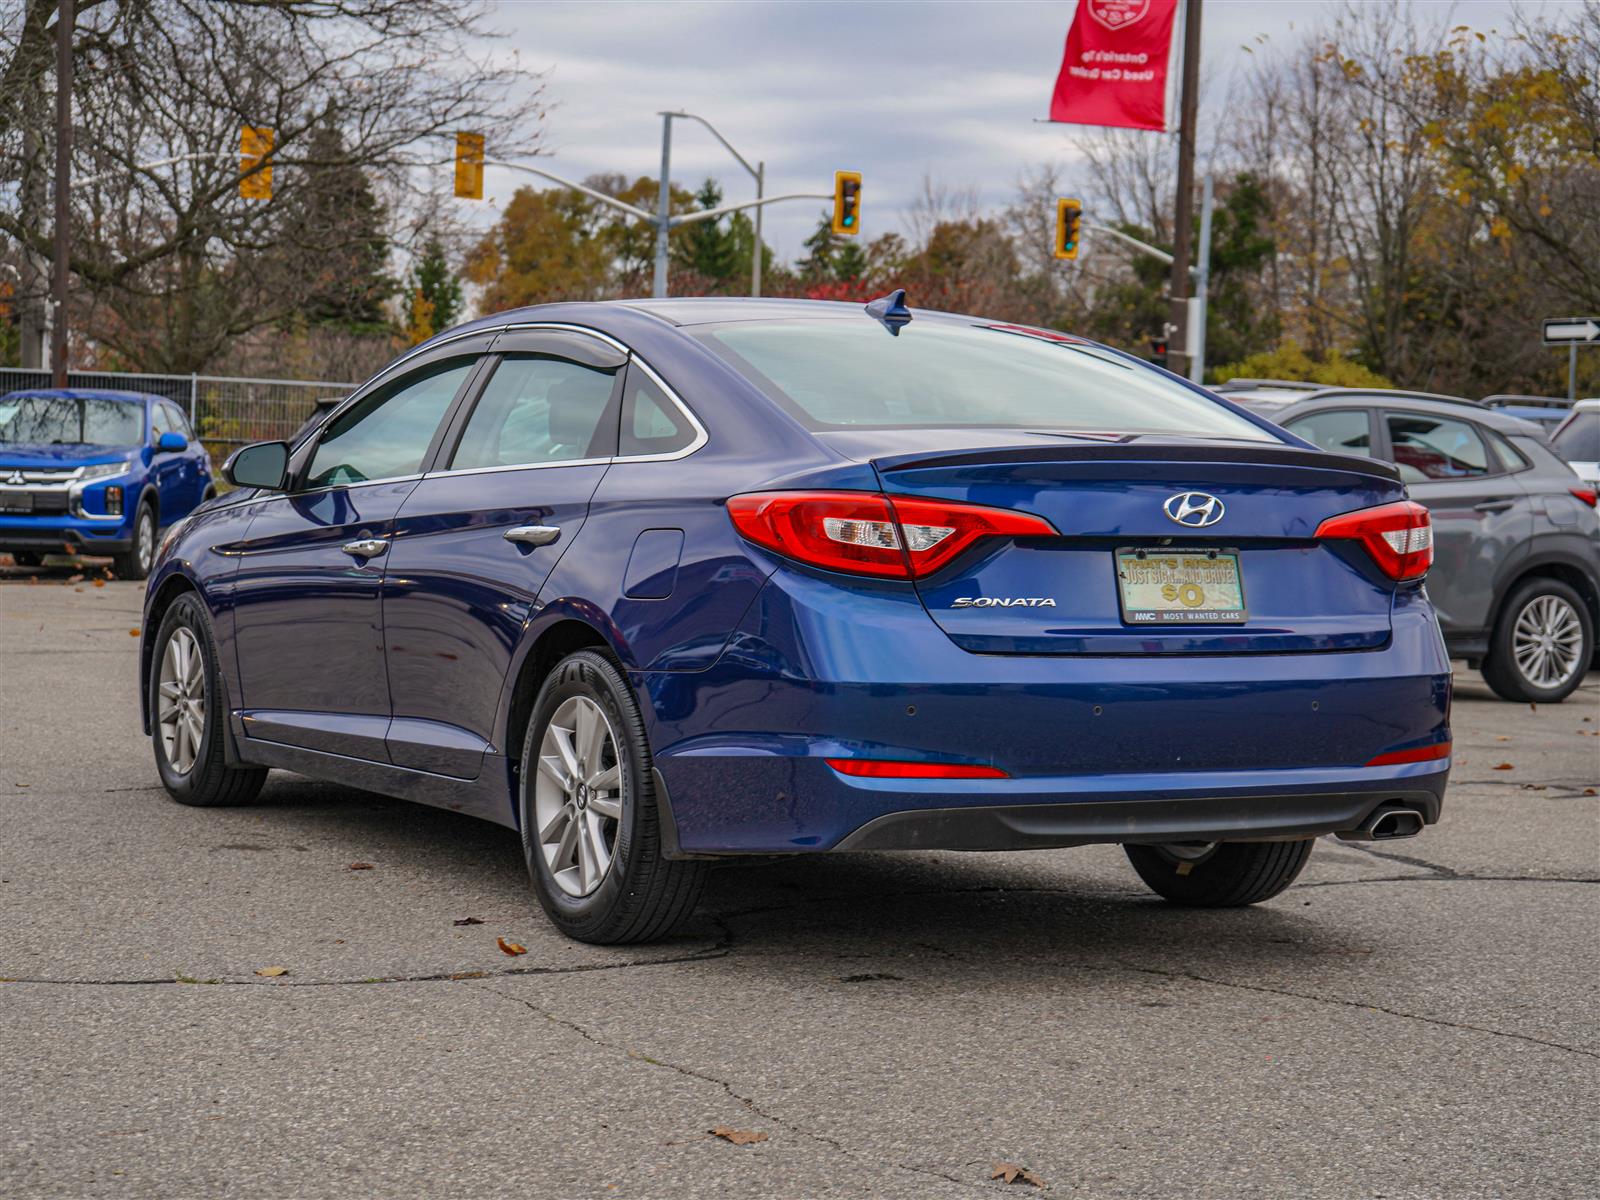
[1483,395,1574,431]
[0,388,215,578]
[140,298,1453,944]
[1268,391,1598,703]
[1551,398,1600,486]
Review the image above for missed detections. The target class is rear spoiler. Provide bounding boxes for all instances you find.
[871,442,1403,484]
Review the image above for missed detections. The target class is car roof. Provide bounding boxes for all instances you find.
[1275,392,1546,436]
[1,387,156,405]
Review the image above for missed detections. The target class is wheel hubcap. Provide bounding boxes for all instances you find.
[1512,594,1583,690]
[137,510,154,571]
[532,695,623,898]
[157,626,205,774]
[1155,841,1217,864]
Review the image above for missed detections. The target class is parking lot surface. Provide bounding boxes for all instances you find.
[2,572,1597,1198]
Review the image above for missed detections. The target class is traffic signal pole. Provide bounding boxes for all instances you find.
[1165,0,1203,381]
[50,0,72,387]
[653,112,672,299]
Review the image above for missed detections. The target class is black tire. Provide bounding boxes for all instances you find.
[1481,577,1593,704]
[10,551,43,568]
[1125,839,1315,907]
[113,501,157,581]
[519,649,706,944]
[149,593,268,807]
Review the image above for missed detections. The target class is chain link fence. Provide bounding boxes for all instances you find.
[0,367,356,456]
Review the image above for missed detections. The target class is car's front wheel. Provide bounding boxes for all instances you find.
[520,649,706,944]
[150,594,268,806]
[113,501,157,581]
[1125,839,1315,906]
[1481,577,1593,704]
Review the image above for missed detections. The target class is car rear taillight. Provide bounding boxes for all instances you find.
[727,491,1056,579]
[1570,488,1598,508]
[824,758,1010,779]
[1315,500,1433,581]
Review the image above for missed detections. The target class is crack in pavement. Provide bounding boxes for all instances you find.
[1298,873,1599,888]
[1331,838,1459,877]
[473,971,983,1193]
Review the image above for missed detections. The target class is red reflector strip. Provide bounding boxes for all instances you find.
[824,758,1009,779]
[1570,488,1598,509]
[1366,741,1451,767]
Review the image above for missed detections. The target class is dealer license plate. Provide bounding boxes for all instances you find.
[1116,548,1246,624]
[0,491,34,514]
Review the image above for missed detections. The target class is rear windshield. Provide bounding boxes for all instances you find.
[1553,410,1600,462]
[694,320,1274,440]
[0,393,145,446]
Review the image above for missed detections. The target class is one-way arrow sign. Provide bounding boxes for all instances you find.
[1543,317,1600,345]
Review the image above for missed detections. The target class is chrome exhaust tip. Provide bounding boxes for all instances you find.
[1337,805,1426,842]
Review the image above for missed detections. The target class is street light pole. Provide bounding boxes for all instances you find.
[1165,0,1203,381]
[50,0,73,387]
[753,161,765,297]
[653,113,673,299]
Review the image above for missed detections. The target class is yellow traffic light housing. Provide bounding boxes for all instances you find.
[239,126,273,201]
[454,132,485,200]
[1055,198,1082,260]
[832,171,862,236]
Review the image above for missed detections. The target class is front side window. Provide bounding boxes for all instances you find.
[1385,412,1490,482]
[164,403,194,439]
[1284,409,1374,458]
[150,405,175,438]
[306,361,473,488]
[450,356,617,470]
[694,319,1274,440]
[0,393,144,447]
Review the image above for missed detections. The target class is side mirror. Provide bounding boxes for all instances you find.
[156,431,189,453]
[223,440,290,491]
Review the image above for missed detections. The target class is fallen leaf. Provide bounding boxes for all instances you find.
[1492,762,1514,771]
[128,629,139,637]
[496,937,527,956]
[709,1127,767,1146]
[1529,703,1538,713]
[991,1162,1046,1188]
[1495,735,1509,742]
[1585,788,1597,796]
[453,916,484,926]
[93,579,105,588]
[347,862,374,871]
[254,966,288,977]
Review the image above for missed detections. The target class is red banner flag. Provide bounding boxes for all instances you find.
[1049,0,1179,132]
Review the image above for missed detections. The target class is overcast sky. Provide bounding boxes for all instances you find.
[474,0,1544,264]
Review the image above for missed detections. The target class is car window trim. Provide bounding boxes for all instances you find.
[1281,407,1379,461]
[1380,407,1504,482]
[420,325,708,480]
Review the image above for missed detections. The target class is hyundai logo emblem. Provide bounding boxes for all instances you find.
[1163,491,1225,528]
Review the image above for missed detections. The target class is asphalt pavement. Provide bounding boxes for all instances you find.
[2,567,1596,1199]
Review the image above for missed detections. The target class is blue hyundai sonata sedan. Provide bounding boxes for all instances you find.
[140,296,1451,943]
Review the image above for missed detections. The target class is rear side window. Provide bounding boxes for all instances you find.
[619,366,695,456]
[1554,410,1600,462]
[1483,429,1529,473]
[695,320,1273,440]
[1385,412,1490,482]
[1283,409,1373,458]
[450,356,617,470]
[307,360,473,488]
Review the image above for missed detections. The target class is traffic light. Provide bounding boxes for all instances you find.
[239,126,273,201]
[454,132,485,200]
[1054,198,1082,260]
[832,170,862,236]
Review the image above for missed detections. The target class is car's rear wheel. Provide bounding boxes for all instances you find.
[1125,839,1315,907]
[1482,577,1592,704]
[520,649,706,944]
[150,594,268,806]
[113,501,156,581]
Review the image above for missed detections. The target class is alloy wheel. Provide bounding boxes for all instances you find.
[1512,593,1584,690]
[533,695,624,897]
[137,508,155,573]
[157,626,206,774]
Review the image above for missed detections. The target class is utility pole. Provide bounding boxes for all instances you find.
[653,114,672,299]
[50,0,72,387]
[1165,0,1203,381]
[1189,173,1214,385]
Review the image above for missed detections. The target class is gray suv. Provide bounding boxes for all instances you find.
[1255,391,1599,703]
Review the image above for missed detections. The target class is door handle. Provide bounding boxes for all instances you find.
[504,525,561,548]
[341,538,389,559]
[1473,500,1515,514]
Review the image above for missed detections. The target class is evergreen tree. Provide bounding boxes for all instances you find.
[287,121,396,332]
[680,178,740,282]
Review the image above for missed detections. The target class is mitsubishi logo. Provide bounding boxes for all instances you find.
[5,471,23,486]
[1163,491,1225,528]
